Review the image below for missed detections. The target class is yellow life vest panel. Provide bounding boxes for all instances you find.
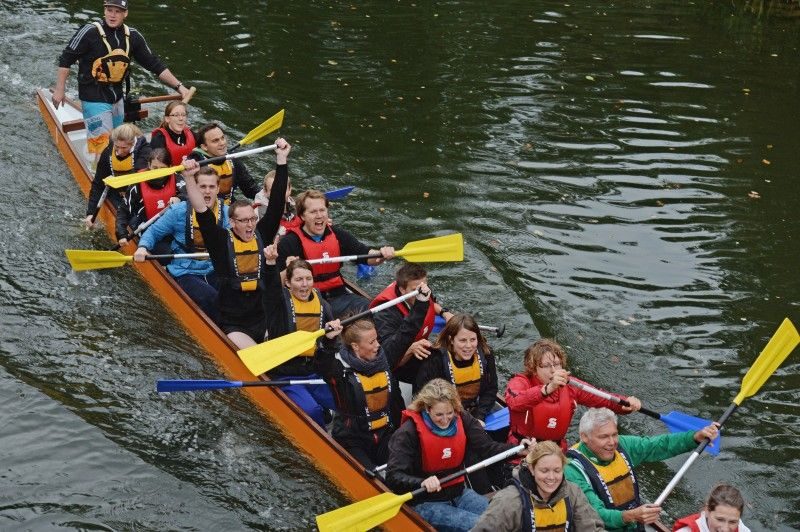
[567,445,639,511]
[110,146,135,175]
[353,370,391,431]
[91,22,130,83]
[210,160,235,203]
[531,496,570,531]
[226,230,263,292]
[289,291,323,357]
[185,203,221,253]
[446,350,483,403]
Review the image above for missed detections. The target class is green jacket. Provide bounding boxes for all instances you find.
[564,432,697,531]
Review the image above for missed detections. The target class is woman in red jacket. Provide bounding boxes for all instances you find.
[673,484,751,532]
[505,339,641,451]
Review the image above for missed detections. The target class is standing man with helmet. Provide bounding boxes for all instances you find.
[53,0,191,164]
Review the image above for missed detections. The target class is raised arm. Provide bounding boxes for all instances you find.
[256,138,290,243]
[181,158,205,213]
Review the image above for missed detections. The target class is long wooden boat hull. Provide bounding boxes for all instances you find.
[36,88,433,531]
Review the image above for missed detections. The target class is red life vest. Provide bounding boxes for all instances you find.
[369,282,435,341]
[508,373,574,450]
[278,214,303,235]
[140,174,177,220]
[152,127,196,165]
[402,409,467,488]
[288,226,343,292]
[673,514,703,532]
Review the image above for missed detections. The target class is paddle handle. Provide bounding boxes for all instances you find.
[306,253,382,265]
[145,253,209,261]
[134,204,171,236]
[134,94,182,104]
[335,290,419,328]
[108,207,171,251]
[409,443,526,498]
[157,378,325,392]
[201,144,277,167]
[90,185,110,224]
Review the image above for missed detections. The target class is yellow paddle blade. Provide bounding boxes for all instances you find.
[238,328,325,376]
[237,109,285,147]
[734,318,799,405]
[316,491,413,532]
[65,249,134,271]
[103,164,183,189]
[395,233,463,263]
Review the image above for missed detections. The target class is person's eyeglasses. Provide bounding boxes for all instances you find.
[168,113,187,118]
[234,216,258,224]
[538,361,562,370]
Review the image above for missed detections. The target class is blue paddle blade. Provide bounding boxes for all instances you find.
[484,407,510,431]
[356,263,376,280]
[661,411,722,456]
[433,314,446,334]
[156,380,243,392]
[324,186,355,200]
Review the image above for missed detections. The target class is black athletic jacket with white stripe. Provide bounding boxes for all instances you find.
[57,20,167,104]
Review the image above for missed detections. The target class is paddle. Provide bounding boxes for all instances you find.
[157,378,325,393]
[567,379,722,456]
[88,185,111,225]
[305,233,464,265]
[483,379,721,446]
[135,87,196,105]
[323,185,355,200]
[65,249,208,271]
[484,407,510,431]
[104,142,279,189]
[653,317,799,505]
[433,315,506,338]
[316,443,525,531]
[230,109,286,152]
[238,290,421,376]
[103,109,285,189]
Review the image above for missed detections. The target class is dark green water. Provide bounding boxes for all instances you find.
[1,1,798,530]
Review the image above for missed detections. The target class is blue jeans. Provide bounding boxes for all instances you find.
[275,374,336,427]
[412,488,489,532]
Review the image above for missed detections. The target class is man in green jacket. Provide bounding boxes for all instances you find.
[564,407,719,531]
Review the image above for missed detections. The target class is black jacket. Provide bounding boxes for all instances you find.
[58,21,167,103]
[86,136,151,218]
[262,265,335,377]
[386,410,515,502]
[314,298,430,440]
